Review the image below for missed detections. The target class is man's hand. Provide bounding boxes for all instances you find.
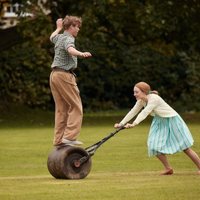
[79,52,92,58]
[50,18,63,40]
[56,18,63,30]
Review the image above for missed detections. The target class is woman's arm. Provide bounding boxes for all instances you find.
[133,96,158,125]
[115,100,143,127]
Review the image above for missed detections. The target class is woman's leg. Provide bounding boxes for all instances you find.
[184,148,200,173]
[156,154,173,175]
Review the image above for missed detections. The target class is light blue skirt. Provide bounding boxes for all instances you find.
[147,115,194,156]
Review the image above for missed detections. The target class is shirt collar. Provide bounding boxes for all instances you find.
[63,31,74,38]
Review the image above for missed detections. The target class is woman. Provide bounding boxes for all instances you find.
[114,82,200,175]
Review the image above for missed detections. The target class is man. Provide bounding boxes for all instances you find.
[50,15,92,146]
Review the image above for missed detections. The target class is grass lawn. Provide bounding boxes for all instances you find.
[0,108,200,200]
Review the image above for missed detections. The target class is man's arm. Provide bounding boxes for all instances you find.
[50,18,63,41]
[67,46,92,58]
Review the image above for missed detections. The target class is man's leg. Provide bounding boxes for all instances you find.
[61,83,83,140]
[51,71,83,141]
[50,71,69,145]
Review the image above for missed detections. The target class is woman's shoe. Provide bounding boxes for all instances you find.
[160,168,173,175]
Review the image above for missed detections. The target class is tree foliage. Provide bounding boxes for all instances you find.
[1,0,200,111]
[0,3,53,108]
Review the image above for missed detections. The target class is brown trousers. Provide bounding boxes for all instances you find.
[50,70,83,145]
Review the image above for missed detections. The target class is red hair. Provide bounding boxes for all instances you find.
[134,82,158,95]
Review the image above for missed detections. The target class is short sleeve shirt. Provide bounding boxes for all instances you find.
[50,32,77,70]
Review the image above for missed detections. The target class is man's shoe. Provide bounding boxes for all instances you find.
[62,138,83,146]
[71,140,83,145]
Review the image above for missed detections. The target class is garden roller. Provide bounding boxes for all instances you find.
[47,126,124,179]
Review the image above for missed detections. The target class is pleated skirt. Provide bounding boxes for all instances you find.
[147,115,194,156]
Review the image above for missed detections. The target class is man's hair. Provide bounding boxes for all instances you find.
[63,15,82,30]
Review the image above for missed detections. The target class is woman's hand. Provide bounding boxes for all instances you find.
[114,122,137,129]
[124,122,137,129]
[114,123,122,129]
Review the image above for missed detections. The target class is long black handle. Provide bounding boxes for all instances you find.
[85,126,125,156]
[76,126,125,166]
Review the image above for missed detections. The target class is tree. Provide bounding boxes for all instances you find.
[1,0,200,111]
[0,1,53,108]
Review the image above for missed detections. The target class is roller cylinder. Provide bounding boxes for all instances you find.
[47,145,92,179]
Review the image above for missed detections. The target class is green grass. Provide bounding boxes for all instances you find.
[0,108,200,200]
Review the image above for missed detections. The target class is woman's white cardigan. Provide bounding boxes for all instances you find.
[120,94,178,125]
